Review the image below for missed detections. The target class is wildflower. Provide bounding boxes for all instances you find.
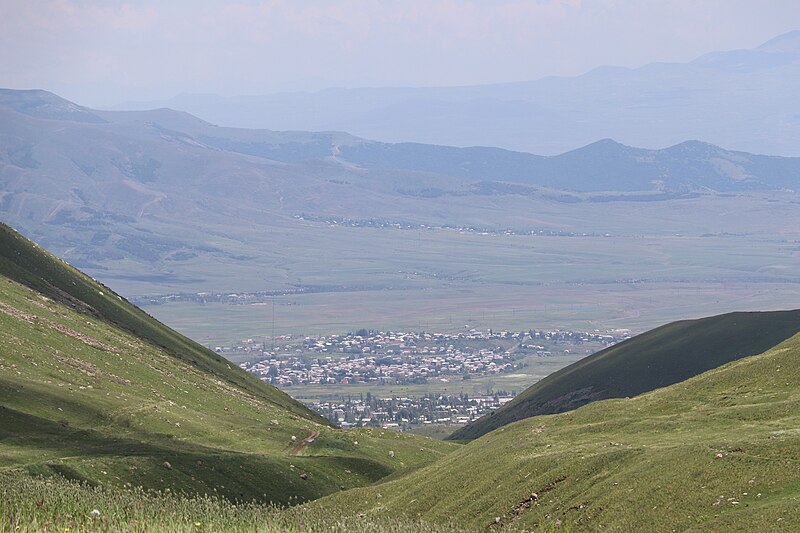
[195,522,202,527]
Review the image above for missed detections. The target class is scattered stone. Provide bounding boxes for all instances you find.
[388,450,395,458]
[299,473,308,480]
[162,461,172,470]
[291,435,297,442]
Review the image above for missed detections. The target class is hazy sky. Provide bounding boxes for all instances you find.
[2,0,800,107]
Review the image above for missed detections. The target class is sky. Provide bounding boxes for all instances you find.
[2,0,800,107]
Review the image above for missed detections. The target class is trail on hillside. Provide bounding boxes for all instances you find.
[289,431,321,456]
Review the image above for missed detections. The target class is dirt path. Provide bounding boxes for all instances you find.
[288,430,321,456]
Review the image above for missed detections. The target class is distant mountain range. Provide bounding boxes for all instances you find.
[1,87,799,295]
[112,30,800,156]
[4,87,799,197]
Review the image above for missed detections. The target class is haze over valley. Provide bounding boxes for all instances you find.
[2,3,800,531]
[116,31,800,156]
[2,87,799,349]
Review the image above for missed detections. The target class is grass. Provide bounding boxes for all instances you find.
[0,223,315,421]
[405,424,459,440]
[304,331,800,531]
[450,308,800,441]
[0,470,464,532]
[0,223,458,513]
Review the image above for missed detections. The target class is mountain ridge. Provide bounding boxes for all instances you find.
[2,87,799,304]
[105,30,800,156]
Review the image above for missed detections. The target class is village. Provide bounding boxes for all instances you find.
[307,392,515,429]
[233,327,630,428]
[235,327,628,387]
[294,213,607,237]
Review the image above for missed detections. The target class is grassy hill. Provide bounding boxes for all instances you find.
[0,223,457,516]
[0,222,319,420]
[450,310,800,441]
[306,328,800,531]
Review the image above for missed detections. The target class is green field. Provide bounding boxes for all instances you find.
[145,278,800,348]
[131,193,800,347]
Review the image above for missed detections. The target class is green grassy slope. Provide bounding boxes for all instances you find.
[0,223,314,420]
[450,309,800,441]
[308,330,800,531]
[0,472,467,533]
[0,223,457,508]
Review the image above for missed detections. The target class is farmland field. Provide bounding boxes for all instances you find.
[138,198,800,347]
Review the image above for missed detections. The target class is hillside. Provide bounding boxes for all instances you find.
[0,223,457,508]
[450,310,800,441]
[0,221,320,419]
[306,326,800,531]
[113,30,800,156]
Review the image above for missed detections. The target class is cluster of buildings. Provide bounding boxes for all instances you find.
[236,328,629,388]
[308,392,515,428]
[231,327,629,428]
[240,347,523,387]
[294,213,605,237]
